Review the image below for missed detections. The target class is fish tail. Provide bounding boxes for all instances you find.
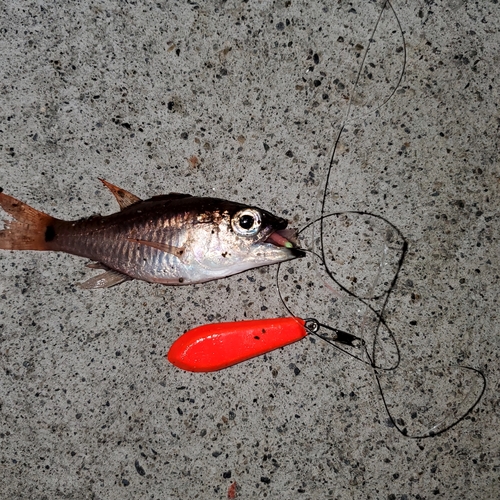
[0,190,58,250]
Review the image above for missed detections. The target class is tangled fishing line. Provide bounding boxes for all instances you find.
[276,0,486,439]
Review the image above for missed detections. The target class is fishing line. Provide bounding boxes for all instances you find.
[277,215,404,370]
[276,0,486,439]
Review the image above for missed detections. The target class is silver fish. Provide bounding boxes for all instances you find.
[0,179,304,287]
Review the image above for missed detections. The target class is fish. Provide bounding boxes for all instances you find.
[0,179,305,288]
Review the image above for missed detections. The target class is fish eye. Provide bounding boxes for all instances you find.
[239,214,254,230]
[232,209,262,236]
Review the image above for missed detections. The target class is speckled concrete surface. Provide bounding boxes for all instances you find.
[0,1,498,499]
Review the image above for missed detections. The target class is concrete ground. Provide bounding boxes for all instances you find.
[1,0,498,498]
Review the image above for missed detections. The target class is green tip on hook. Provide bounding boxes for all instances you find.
[284,242,293,249]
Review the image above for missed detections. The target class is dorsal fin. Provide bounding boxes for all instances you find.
[99,178,141,210]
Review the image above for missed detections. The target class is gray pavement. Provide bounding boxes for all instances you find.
[0,1,498,499]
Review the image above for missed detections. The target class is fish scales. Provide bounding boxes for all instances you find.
[0,181,304,287]
[47,199,197,281]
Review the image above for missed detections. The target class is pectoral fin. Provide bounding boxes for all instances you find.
[128,238,185,259]
[99,178,141,210]
[79,269,131,289]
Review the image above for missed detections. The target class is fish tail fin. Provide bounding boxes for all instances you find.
[0,190,57,250]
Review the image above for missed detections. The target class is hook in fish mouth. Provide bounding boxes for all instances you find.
[265,229,306,258]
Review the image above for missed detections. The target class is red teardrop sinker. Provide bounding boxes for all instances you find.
[167,317,307,372]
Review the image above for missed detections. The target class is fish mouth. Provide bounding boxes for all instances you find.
[265,229,306,258]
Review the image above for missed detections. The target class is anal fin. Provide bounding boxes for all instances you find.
[79,269,131,289]
[85,261,108,270]
[99,178,141,210]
